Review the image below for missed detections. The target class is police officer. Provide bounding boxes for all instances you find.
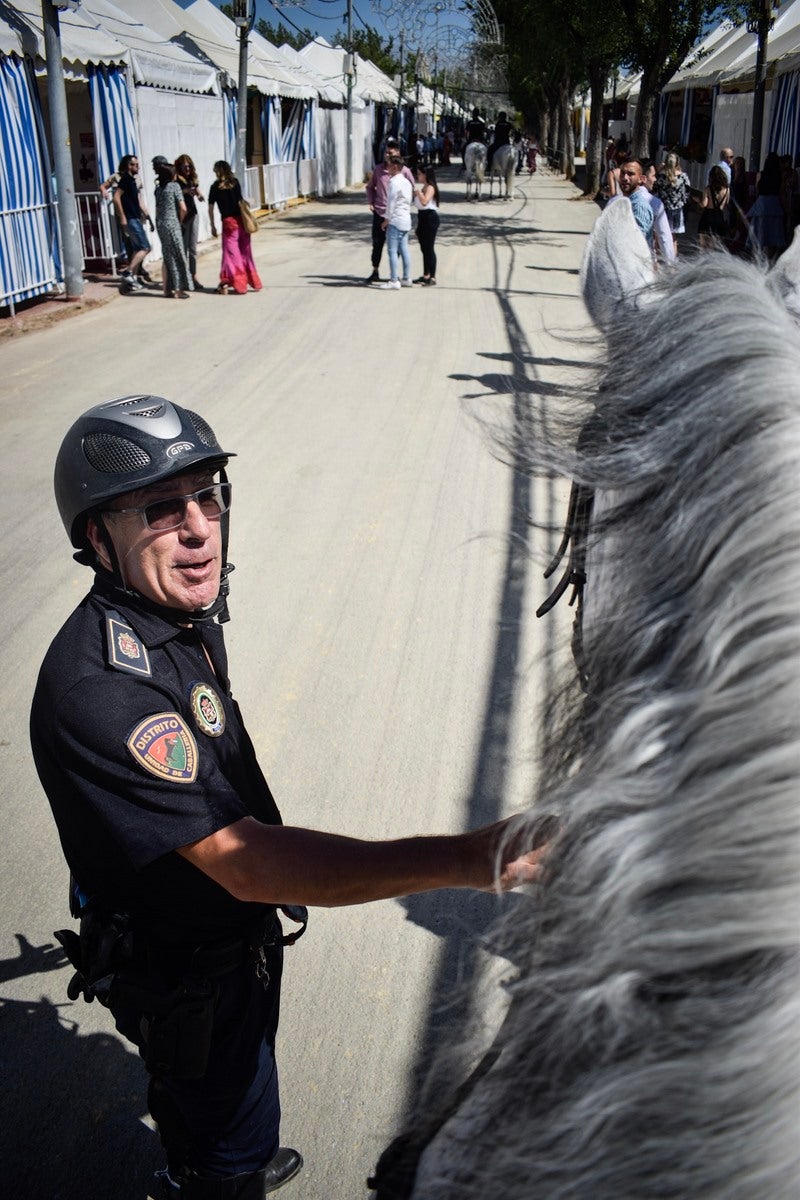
[487,111,514,172]
[464,107,487,146]
[30,397,547,1199]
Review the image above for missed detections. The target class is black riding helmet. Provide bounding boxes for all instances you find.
[55,395,236,622]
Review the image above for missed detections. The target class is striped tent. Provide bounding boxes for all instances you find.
[266,95,283,163]
[301,99,317,159]
[0,53,59,312]
[280,99,305,162]
[706,83,721,165]
[657,92,670,146]
[680,89,695,145]
[223,89,237,165]
[767,69,800,157]
[88,64,137,185]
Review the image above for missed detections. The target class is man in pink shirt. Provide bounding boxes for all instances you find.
[364,139,415,284]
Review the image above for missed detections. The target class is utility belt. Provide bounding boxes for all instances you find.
[55,880,307,1081]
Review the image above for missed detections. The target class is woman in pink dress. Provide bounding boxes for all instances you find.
[208,160,262,295]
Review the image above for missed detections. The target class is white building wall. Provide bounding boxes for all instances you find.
[134,85,225,255]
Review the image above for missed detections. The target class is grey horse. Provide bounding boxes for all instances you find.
[370,200,800,1199]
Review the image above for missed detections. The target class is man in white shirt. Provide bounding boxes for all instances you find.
[710,147,734,185]
[378,158,414,289]
[609,157,675,265]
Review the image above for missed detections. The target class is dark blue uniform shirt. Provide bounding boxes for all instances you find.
[30,575,281,947]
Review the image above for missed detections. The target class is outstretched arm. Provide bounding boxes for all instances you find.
[177,815,550,907]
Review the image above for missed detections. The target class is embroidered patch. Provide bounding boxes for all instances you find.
[127,713,198,783]
[106,613,151,677]
[190,683,226,737]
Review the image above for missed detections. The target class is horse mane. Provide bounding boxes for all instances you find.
[385,223,800,1197]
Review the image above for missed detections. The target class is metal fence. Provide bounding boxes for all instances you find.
[0,202,62,316]
[75,191,123,275]
[242,160,319,212]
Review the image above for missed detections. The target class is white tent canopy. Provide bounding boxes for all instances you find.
[299,38,397,106]
[182,0,313,97]
[277,41,346,104]
[0,0,128,78]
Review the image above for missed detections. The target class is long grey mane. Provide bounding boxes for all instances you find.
[381,206,800,1198]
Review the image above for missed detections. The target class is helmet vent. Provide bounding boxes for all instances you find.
[83,433,152,474]
[118,397,165,418]
[186,409,216,448]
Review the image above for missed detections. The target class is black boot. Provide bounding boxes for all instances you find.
[169,1149,303,1198]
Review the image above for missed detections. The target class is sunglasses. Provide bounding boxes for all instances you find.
[105,482,232,531]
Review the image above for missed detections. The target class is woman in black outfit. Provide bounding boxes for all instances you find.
[413,165,440,286]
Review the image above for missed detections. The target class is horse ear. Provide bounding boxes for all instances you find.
[580,199,657,330]
[768,223,800,320]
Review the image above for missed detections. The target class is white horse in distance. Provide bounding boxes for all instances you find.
[464,142,487,201]
[487,143,516,200]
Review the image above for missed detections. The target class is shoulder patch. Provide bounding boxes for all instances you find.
[190,682,226,737]
[106,611,152,677]
[127,713,198,783]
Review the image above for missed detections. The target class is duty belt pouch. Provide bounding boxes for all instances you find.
[139,977,217,1080]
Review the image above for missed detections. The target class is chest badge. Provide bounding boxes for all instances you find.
[190,683,226,737]
[127,713,198,783]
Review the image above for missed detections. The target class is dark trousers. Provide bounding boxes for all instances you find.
[371,210,386,269]
[113,939,283,1179]
[415,210,439,278]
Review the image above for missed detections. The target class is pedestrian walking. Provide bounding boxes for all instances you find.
[175,153,205,292]
[208,161,262,295]
[652,152,692,257]
[153,159,192,299]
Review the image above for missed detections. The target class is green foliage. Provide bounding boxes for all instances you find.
[254,19,318,52]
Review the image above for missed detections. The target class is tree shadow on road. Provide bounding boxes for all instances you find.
[370,210,589,1186]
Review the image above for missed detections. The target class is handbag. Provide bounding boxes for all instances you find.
[239,198,258,235]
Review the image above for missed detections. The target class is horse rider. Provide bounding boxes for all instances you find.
[487,111,515,172]
[464,107,487,147]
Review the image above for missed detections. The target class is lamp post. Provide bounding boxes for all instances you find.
[41,0,84,299]
[748,0,779,173]
[345,0,354,185]
[232,0,254,188]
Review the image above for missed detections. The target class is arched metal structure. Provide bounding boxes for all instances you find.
[371,0,508,116]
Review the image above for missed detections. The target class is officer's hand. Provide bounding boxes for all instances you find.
[473,813,557,892]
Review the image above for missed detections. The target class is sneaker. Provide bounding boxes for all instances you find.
[365,270,380,285]
[400,279,413,287]
[121,272,144,291]
[423,278,437,286]
[378,280,401,290]
[413,276,427,284]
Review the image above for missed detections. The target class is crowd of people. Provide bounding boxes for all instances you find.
[102,123,797,301]
[602,137,800,262]
[104,153,261,297]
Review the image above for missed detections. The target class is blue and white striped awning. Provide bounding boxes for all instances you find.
[281,99,304,162]
[0,52,59,310]
[680,89,694,145]
[706,83,720,164]
[302,99,317,159]
[768,69,800,158]
[656,92,670,146]
[88,63,137,185]
[267,95,283,163]
[223,88,237,164]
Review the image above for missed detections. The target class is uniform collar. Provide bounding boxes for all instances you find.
[91,572,204,650]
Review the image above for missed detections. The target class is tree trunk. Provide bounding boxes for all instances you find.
[539,106,550,152]
[584,62,607,195]
[632,65,659,160]
[559,78,574,180]
[549,100,559,165]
